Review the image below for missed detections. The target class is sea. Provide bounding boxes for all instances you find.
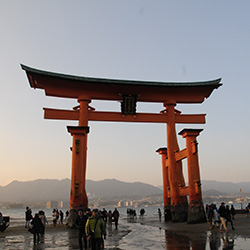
[1,202,249,227]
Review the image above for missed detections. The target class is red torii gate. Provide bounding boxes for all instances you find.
[21,64,222,225]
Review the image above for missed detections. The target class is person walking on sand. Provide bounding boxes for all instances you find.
[59,210,64,224]
[140,208,145,219]
[158,208,162,221]
[52,209,57,227]
[86,209,106,250]
[225,205,235,230]
[31,213,43,244]
[112,208,120,230]
[38,210,47,236]
[25,207,33,228]
[107,210,112,225]
[76,209,88,250]
[218,202,228,232]
[230,205,236,220]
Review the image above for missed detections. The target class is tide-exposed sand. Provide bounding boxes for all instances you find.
[1,214,250,249]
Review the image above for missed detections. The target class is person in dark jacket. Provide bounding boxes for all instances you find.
[225,205,235,230]
[112,208,120,230]
[76,210,88,250]
[31,213,43,244]
[218,202,228,232]
[230,205,236,220]
[25,207,33,228]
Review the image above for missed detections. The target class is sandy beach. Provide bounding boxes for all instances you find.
[1,214,250,249]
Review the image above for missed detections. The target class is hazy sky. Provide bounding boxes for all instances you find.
[0,1,250,187]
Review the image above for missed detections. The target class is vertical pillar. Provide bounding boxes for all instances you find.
[179,129,206,224]
[67,95,91,227]
[156,148,171,221]
[165,100,188,222]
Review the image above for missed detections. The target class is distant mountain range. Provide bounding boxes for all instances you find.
[0,178,249,203]
[0,178,162,202]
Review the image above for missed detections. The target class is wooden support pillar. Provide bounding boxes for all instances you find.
[67,95,91,227]
[156,148,171,221]
[179,129,206,224]
[165,101,188,222]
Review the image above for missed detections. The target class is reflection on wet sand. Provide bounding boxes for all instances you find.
[208,230,235,250]
[164,230,206,250]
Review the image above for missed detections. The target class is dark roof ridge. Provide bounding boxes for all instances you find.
[21,64,222,87]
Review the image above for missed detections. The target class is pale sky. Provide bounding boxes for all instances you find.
[0,1,250,187]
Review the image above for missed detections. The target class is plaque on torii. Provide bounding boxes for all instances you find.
[21,64,222,225]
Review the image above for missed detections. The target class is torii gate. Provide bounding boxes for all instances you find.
[21,64,222,225]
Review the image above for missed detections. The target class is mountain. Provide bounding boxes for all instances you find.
[202,180,250,194]
[0,179,249,203]
[86,179,162,198]
[0,178,162,202]
[0,179,70,203]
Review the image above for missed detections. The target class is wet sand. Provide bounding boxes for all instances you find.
[1,214,250,249]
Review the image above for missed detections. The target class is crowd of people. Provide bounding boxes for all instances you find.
[24,206,119,249]
[126,208,147,219]
[25,207,49,244]
[206,202,236,232]
[74,207,120,250]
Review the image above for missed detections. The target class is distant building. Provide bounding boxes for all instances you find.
[117,200,126,207]
[125,201,133,207]
[46,201,58,209]
[59,201,70,209]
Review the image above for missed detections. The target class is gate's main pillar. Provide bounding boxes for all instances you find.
[156,148,171,221]
[179,129,206,224]
[165,100,188,222]
[67,95,91,227]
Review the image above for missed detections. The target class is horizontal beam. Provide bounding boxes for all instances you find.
[44,108,79,120]
[175,148,187,162]
[43,108,206,124]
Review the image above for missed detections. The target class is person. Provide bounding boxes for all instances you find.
[218,202,228,232]
[107,210,112,225]
[0,212,9,232]
[112,208,120,230]
[158,208,162,221]
[0,212,4,226]
[133,209,137,219]
[65,210,69,219]
[76,209,88,250]
[140,208,145,219]
[38,210,47,236]
[101,208,107,224]
[31,213,43,244]
[225,205,235,230]
[246,206,250,217]
[25,207,33,228]
[230,205,236,220]
[59,210,64,224]
[212,204,220,228]
[207,204,214,229]
[52,209,57,226]
[205,204,209,219]
[86,209,106,250]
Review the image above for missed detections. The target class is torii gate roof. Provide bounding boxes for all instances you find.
[21,64,222,103]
